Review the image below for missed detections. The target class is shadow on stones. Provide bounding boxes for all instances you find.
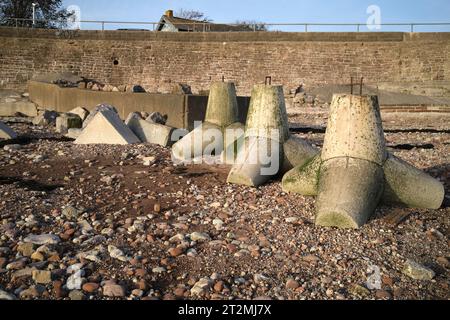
[0,176,63,192]
[388,143,435,151]
[0,136,75,148]
[289,127,450,134]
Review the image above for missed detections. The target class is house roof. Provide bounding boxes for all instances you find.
[157,14,253,32]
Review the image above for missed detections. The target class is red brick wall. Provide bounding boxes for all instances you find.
[0,28,449,95]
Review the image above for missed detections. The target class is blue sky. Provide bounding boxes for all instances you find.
[62,0,450,31]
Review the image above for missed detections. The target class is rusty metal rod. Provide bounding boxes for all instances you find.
[360,77,364,96]
[350,77,354,95]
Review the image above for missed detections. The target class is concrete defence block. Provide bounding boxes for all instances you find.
[227,84,317,187]
[221,122,245,165]
[126,114,177,147]
[171,122,221,161]
[0,101,38,117]
[227,136,283,187]
[56,113,82,134]
[205,82,239,128]
[282,154,322,196]
[282,135,320,173]
[315,157,384,229]
[282,93,445,229]
[83,104,118,129]
[245,84,290,143]
[172,82,245,163]
[322,95,386,165]
[69,107,90,122]
[66,128,82,140]
[75,109,140,145]
[32,110,59,126]
[0,121,18,139]
[382,154,445,209]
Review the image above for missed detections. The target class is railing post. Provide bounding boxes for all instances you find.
[15,18,18,28]
[411,24,414,32]
[102,21,105,31]
[357,24,360,32]
[305,24,308,32]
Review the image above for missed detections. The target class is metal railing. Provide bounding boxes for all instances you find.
[2,18,450,32]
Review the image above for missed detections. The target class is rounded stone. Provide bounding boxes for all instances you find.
[82,282,100,293]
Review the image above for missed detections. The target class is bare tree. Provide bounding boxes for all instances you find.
[234,20,268,31]
[175,8,212,22]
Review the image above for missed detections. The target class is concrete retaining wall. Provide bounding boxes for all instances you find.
[28,81,250,130]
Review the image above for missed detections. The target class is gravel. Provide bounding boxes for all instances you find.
[0,117,448,300]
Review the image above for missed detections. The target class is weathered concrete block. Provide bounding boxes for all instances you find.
[172,81,244,162]
[205,82,239,128]
[227,84,316,187]
[0,101,38,117]
[282,135,320,173]
[382,154,445,209]
[171,122,221,161]
[56,113,82,134]
[244,84,290,143]
[126,113,176,147]
[69,107,90,122]
[66,128,83,140]
[282,93,445,229]
[227,136,283,187]
[75,109,140,145]
[82,104,118,129]
[282,154,321,196]
[322,95,387,165]
[32,110,59,126]
[0,121,17,139]
[316,157,384,229]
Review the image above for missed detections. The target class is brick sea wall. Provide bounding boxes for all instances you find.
[0,28,449,95]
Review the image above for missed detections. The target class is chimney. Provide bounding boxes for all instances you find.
[165,10,173,18]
